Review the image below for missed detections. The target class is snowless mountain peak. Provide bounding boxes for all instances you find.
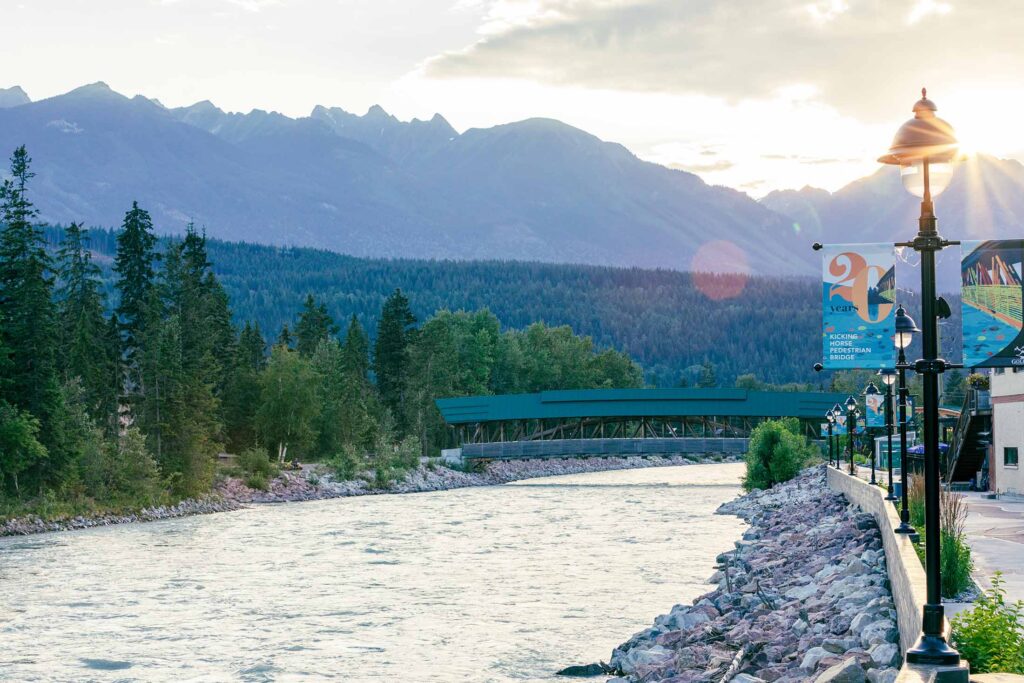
[0,85,30,108]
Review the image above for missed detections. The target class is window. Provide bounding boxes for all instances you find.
[1005,447,1019,467]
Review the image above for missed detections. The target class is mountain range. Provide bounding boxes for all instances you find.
[1,83,1023,277]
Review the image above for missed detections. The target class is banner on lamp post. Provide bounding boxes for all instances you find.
[822,244,897,369]
[961,240,1024,368]
[864,392,884,428]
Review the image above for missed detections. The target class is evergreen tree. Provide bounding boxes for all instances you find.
[340,314,370,382]
[374,289,416,429]
[0,146,62,467]
[100,313,123,434]
[295,294,339,357]
[114,201,159,395]
[698,359,718,388]
[55,223,110,418]
[0,401,47,497]
[277,323,294,349]
[223,321,265,451]
[943,369,967,407]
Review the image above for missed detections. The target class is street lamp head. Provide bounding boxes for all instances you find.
[864,382,880,395]
[845,396,858,411]
[878,88,959,199]
[894,305,920,350]
[832,403,844,415]
[879,368,897,386]
[826,409,835,423]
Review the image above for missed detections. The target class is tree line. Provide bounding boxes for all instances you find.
[0,146,642,513]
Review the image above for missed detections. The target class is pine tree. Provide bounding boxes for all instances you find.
[340,314,370,382]
[55,223,110,418]
[277,323,294,349]
[0,146,62,464]
[114,201,159,395]
[374,288,416,429]
[698,359,718,388]
[223,321,265,451]
[295,294,339,356]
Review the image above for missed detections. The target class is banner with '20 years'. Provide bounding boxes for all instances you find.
[822,244,897,369]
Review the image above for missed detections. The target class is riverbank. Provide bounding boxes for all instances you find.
[1,453,739,536]
[602,466,902,682]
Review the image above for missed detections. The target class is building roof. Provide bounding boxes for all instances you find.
[436,388,850,424]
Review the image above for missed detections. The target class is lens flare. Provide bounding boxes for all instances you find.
[690,240,749,301]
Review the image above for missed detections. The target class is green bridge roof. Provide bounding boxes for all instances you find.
[436,388,850,424]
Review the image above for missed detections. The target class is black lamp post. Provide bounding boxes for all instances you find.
[845,396,858,475]
[832,403,844,468]
[879,90,960,664]
[826,409,835,466]
[895,305,919,535]
[879,368,898,501]
[864,382,881,485]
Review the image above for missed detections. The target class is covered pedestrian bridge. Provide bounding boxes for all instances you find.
[436,388,847,461]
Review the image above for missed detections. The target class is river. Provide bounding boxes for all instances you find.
[0,462,745,682]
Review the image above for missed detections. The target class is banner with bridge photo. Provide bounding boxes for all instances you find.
[822,243,897,369]
[962,240,1024,368]
[864,392,884,428]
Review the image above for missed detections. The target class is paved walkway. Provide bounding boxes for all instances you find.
[960,491,1024,605]
[843,464,1024,610]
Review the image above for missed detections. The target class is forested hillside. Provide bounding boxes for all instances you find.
[1,145,641,520]
[43,226,826,387]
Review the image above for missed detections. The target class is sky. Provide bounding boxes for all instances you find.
[4,0,1023,195]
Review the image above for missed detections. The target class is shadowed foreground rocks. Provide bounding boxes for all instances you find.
[603,466,900,683]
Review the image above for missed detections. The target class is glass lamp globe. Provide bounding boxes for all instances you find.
[845,396,858,411]
[899,159,954,198]
[878,89,958,198]
[894,306,919,350]
[879,368,897,386]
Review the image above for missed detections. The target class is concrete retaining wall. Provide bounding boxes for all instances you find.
[826,467,932,657]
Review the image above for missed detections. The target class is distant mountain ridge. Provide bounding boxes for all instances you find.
[2,82,1023,277]
[0,82,806,275]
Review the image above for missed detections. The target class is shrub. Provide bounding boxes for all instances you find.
[951,573,1024,673]
[245,471,269,491]
[743,418,815,491]
[237,447,278,481]
[327,444,364,481]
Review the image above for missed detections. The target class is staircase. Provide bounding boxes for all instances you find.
[945,388,993,484]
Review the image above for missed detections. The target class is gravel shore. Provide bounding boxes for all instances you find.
[1,453,739,536]
[598,465,901,683]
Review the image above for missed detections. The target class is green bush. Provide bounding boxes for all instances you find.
[327,444,364,481]
[951,573,1024,673]
[237,446,278,478]
[245,471,269,491]
[743,418,815,491]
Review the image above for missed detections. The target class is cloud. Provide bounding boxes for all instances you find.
[670,160,735,173]
[424,0,1024,119]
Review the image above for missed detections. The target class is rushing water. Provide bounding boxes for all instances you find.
[0,462,745,682]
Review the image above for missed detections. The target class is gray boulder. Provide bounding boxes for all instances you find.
[814,658,866,683]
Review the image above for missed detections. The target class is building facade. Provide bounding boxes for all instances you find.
[991,369,1024,495]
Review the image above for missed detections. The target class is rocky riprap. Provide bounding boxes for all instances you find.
[2,454,740,536]
[602,466,900,683]
[0,497,243,536]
